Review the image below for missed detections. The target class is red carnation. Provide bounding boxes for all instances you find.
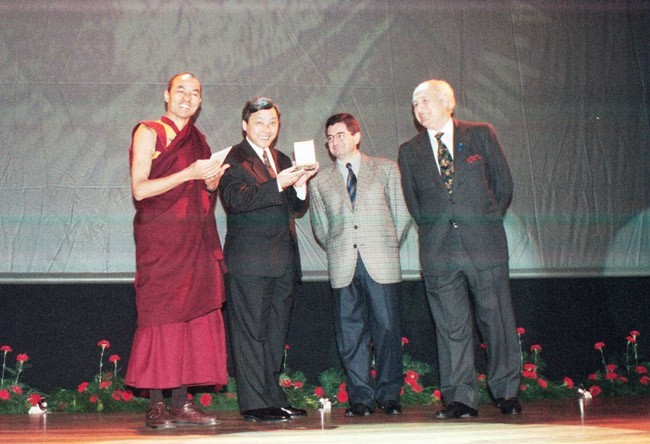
[433,389,441,401]
[97,340,110,350]
[523,363,536,372]
[77,382,90,393]
[314,387,325,398]
[635,365,648,374]
[109,355,120,364]
[405,370,419,383]
[537,379,548,389]
[588,385,601,397]
[530,344,542,353]
[522,370,538,379]
[28,393,42,406]
[0,345,12,353]
[630,330,640,337]
[640,376,650,386]
[594,342,605,350]
[16,353,28,363]
[336,388,348,403]
[516,327,526,335]
[0,389,10,401]
[563,377,574,389]
[200,393,212,407]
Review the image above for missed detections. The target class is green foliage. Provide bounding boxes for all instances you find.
[2,331,650,414]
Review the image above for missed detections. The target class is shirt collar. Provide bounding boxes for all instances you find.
[336,150,361,175]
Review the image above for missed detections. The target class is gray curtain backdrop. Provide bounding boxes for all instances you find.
[1,0,649,281]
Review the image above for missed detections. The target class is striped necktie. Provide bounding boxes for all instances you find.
[262,149,276,178]
[346,163,357,204]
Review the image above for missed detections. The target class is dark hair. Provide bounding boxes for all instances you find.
[166,72,201,94]
[325,113,360,135]
[242,97,281,122]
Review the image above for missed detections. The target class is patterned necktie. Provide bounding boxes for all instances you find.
[346,163,357,204]
[435,132,453,193]
[262,149,276,179]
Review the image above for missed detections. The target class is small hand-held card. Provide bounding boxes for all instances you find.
[210,146,232,164]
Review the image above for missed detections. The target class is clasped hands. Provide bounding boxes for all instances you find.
[277,162,320,189]
[190,158,230,191]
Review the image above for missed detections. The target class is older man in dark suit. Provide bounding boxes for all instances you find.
[219,97,318,423]
[398,80,521,419]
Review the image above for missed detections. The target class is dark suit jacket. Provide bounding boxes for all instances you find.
[219,139,308,277]
[398,119,513,273]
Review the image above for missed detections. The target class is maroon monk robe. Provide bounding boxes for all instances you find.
[130,116,226,327]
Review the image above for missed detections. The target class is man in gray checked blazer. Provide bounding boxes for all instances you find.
[310,113,411,417]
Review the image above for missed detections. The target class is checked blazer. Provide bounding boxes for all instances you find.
[310,152,411,289]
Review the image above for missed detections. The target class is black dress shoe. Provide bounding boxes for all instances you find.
[280,405,307,417]
[435,401,478,419]
[495,397,522,415]
[344,402,373,417]
[242,407,290,422]
[145,401,176,429]
[379,400,402,415]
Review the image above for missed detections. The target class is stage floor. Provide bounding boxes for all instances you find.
[2,397,650,443]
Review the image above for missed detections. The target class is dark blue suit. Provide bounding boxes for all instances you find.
[398,119,520,409]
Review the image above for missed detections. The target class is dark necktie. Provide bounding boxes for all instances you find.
[262,149,276,179]
[346,163,357,204]
[435,132,453,193]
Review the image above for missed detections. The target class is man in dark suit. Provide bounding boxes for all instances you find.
[398,80,521,419]
[219,97,318,422]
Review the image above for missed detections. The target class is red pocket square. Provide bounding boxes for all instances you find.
[466,154,482,163]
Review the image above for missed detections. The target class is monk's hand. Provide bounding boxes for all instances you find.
[205,163,230,192]
[189,158,222,181]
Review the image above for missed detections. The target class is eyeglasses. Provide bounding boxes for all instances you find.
[326,132,348,143]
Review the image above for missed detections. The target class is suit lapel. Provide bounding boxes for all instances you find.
[356,153,377,206]
[453,120,472,185]
[324,164,353,210]
[238,139,273,183]
[415,131,447,193]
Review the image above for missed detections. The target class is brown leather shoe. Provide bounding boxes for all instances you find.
[170,402,220,426]
[145,401,176,429]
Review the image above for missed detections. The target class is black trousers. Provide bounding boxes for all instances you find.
[226,264,295,412]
